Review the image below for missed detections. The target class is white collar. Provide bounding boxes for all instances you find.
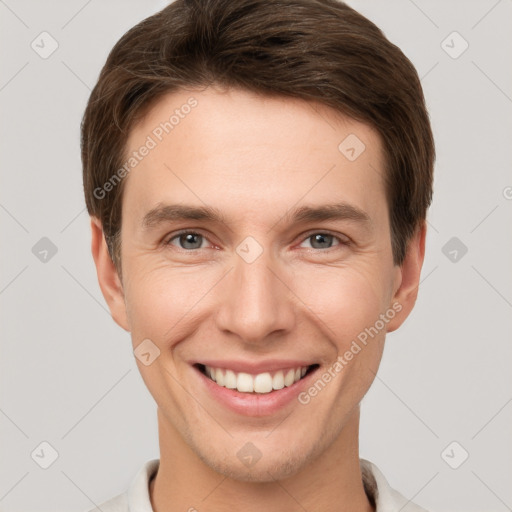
[96,458,429,512]
[360,458,429,511]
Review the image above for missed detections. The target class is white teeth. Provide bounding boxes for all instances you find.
[284,369,295,387]
[237,372,254,392]
[203,365,310,393]
[272,371,285,390]
[215,368,225,386]
[254,373,273,393]
[224,369,237,389]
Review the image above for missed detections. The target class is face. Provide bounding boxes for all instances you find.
[92,86,424,482]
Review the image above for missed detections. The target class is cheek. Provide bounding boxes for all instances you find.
[292,264,389,342]
[123,262,219,343]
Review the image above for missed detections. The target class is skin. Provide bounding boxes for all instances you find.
[91,86,426,512]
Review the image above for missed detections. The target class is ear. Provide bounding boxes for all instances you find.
[386,222,427,333]
[90,217,131,332]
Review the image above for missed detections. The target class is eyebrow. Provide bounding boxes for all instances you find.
[141,202,372,231]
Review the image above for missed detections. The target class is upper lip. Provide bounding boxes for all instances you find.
[192,359,317,375]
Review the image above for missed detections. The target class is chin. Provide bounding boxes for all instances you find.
[193,438,319,483]
[206,454,307,483]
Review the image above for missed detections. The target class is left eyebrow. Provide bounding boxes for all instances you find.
[283,203,371,226]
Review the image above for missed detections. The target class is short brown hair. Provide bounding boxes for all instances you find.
[81,0,434,272]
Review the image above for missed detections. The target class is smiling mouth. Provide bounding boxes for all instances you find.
[195,363,319,394]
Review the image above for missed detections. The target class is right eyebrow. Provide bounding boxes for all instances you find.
[141,204,227,231]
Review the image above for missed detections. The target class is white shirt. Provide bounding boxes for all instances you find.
[87,458,429,512]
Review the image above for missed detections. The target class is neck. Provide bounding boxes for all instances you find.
[149,407,374,512]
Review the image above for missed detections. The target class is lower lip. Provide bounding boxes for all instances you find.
[193,365,318,417]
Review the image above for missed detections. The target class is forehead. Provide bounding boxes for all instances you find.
[122,86,387,228]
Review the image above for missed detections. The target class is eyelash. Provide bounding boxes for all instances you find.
[163,229,351,252]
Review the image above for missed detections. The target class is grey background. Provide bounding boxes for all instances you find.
[1,1,511,511]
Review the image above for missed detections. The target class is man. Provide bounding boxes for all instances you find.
[82,0,434,510]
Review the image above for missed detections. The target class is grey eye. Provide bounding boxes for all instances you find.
[305,233,337,249]
[169,232,205,250]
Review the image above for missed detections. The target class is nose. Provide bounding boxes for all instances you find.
[214,243,296,346]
